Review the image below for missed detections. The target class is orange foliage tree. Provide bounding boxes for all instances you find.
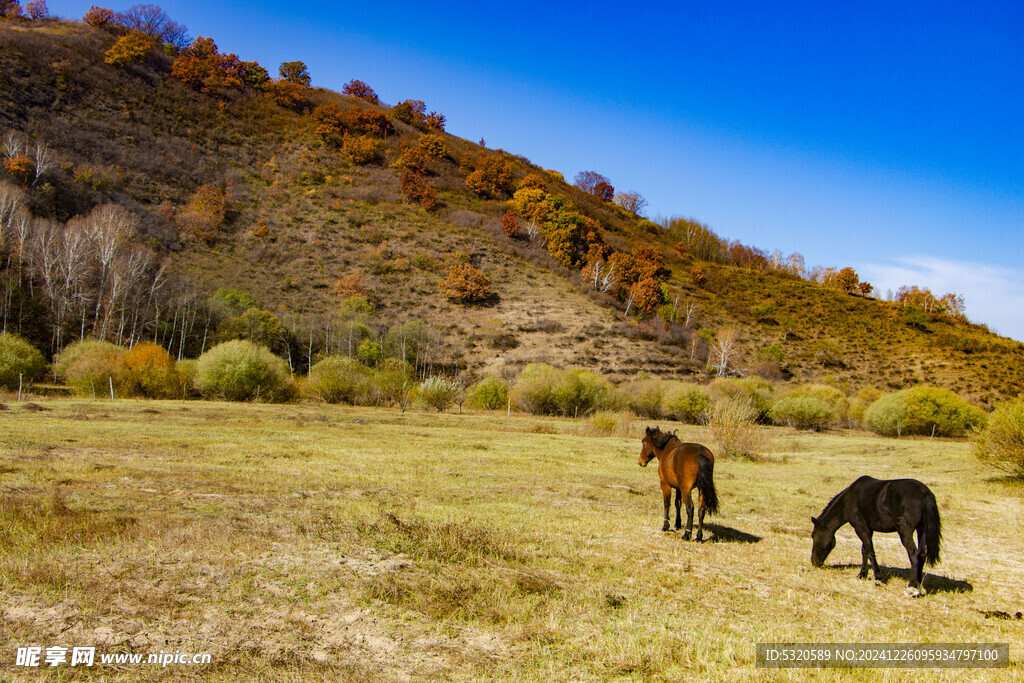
[265,80,311,111]
[179,184,226,242]
[345,108,393,137]
[400,170,438,211]
[465,154,513,197]
[311,103,346,143]
[440,263,493,303]
[3,155,34,185]
[104,31,155,67]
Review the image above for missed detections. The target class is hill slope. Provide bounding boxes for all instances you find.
[1,17,1021,405]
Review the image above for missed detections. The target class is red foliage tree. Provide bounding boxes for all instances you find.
[501,209,520,239]
[343,79,380,104]
[400,170,439,211]
[83,4,113,25]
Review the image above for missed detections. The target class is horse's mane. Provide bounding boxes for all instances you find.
[817,478,861,521]
[650,429,678,450]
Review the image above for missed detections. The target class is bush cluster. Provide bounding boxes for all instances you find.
[863,386,985,437]
[0,332,46,390]
[510,363,623,417]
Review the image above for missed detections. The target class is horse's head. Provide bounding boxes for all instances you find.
[638,426,660,467]
[810,516,836,567]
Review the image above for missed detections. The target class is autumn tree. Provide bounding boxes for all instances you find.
[501,209,520,238]
[574,170,614,200]
[178,184,226,242]
[440,263,493,303]
[391,99,427,126]
[517,173,546,191]
[614,190,648,215]
[25,0,46,19]
[104,31,156,67]
[278,60,310,87]
[400,170,438,211]
[465,154,513,197]
[823,266,860,293]
[343,79,379,104]
[311,103,346,143]
[264,80,311,111]
[83,4,113,25]
[710,326,740,377]
[0,1,22,18]
[113,4,189,48]
[418,133,448,159]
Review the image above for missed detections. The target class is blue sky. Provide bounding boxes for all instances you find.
[45,1,1024,340]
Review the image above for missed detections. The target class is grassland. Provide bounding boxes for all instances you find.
[1,398,1022,681]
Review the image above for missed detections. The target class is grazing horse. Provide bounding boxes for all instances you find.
[811,476,942,597]
[638,426,719,541]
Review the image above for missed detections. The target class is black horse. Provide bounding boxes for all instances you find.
[811,476,942,597]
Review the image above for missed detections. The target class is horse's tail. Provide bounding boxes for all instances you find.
[696,451,719,515]
[923,491,942,566]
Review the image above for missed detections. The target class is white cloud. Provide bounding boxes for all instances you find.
[856,255,1024,343]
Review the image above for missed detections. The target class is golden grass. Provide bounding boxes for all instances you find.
[0,399,1022,681]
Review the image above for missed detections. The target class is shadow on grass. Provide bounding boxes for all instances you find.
[703,522,761,544]
[826,564,973,593]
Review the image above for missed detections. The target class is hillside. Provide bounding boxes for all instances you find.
[2,16,1022,405]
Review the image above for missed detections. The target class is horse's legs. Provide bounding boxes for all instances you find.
[661,484,672,532]
[695,493,707,542]
[673,489,683,530]
[897,524,922,593]
[854,526,881,580]
[682,489,694,541]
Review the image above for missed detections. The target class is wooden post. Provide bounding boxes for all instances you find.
[109,376,114,400]
[507,396,511,419]
[18,373,23,402]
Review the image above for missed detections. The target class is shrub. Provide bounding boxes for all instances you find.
[501,209,520,238]
[440,263,493,303]
[418,133,448,159]
[308,356,374,404]
[194,340,290,402]
[465,376,509,411]
[342,133,383,165]
[372,359,416,409]
[770,395,834,431]
[104,31,155,67]
[400,169,438,210]
[705,397,766,460]
[3,155,33,185]
[849,386,883,426]
[120,343,180,399]
[0,332,46,390]
[863,386,985,438]
[62,342,127,397]
[512,363,621,417]
[662,383,710,424]
[973,397,1024,478]
[265,80,311,111]
[621,378,665,419]
[707,377,775,423]
[356,340,384,367]
[589,410,635,438]
[419,376,461,412]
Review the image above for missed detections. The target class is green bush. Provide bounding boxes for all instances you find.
[771,384,848,429]
[770,395,835,431]
[707,377,776,422]
[973,397,1024,478]
[58,341,127,397]
[465,376,509,411]
[53,339,122,381]
[372,358,416,409]
[512,363,622,417]
[662,383,710,423]
[706,396,766,460]
[419,376,462,412]
[195,340,291,402]
[849,386,883,426]
[864,386,985,438]
[308,356,374,404]
[0,332,47,390]
[621,378,665,419]
[588,410,635,438]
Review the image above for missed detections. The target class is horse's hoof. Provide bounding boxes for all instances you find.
[695,533,703,542]
[661,525,670,532]
[681,532,691,541]
[857,572,869,580]
[904,587,921,598]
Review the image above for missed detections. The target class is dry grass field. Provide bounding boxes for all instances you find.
[1,398,1022,681]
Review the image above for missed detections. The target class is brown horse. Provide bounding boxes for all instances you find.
[639,426,719,541]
